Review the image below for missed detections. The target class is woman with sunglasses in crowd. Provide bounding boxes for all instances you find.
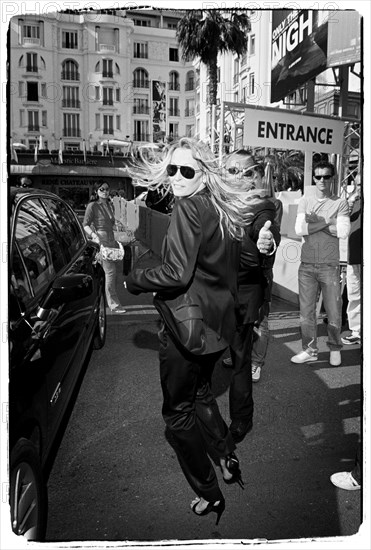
[83,181,126,313]
[125,137,274,523]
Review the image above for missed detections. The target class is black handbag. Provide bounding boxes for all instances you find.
[153,294,207,355]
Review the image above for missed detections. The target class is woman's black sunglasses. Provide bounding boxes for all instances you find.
[313,174,332,181]
[166,164,201,179]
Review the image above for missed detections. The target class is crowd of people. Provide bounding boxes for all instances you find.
[123,138,362,519]
[15,138,362,514]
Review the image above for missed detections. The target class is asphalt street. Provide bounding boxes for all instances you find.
[42,249,364,547]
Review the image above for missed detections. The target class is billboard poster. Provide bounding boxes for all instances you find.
[243,106,344,154]
[271,10,328,103]
[327,10,361,67]
[152,80,166,143]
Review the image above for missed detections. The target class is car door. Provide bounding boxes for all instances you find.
[12,196,88,448]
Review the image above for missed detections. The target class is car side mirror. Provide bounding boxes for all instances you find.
[37,274,93,320]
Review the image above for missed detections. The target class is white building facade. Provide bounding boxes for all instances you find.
[9,8,196,153]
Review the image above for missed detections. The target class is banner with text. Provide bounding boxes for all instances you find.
[243,108,344,153]
[271,10,328,103]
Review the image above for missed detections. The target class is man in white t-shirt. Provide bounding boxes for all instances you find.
[291,161,350,366]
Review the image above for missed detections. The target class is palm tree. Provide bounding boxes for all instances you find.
[265,150,305,192]
[176,10,251,107]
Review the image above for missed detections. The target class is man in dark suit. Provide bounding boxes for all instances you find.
[223,151,281,443]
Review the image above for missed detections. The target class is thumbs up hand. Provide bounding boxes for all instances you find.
[257,220,274,254]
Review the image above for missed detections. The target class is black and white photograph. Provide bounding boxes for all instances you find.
[0,1,369,549]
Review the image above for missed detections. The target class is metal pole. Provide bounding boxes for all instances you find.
[218,101,225,165]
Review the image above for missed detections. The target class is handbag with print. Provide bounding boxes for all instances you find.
[100,241,125,262]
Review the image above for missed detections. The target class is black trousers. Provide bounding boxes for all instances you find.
[159,328,235,502]
[229,323,254,422]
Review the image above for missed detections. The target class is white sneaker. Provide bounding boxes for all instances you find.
[330,471,360,491]
[329,350,341,366]
[251,365,261,382]
[291,350,318,363]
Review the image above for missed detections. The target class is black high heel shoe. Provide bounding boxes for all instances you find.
[222,453,244,489]
[191,497,226,525]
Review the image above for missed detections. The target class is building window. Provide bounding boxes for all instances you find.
[250,35,255,55]
[134,18,151,27]
[134,42,148,59]
[28,110,39,131]
[133,68,149,88]
[95,113,100,130]
[23,24,40,39]
[169,71,179,91]
[61,60,79,81]
[26,52,38,72]
[116,115,121,131]
[133,98,149,114]
[42,111,47,127]
[116,88,120,102]
[27,82,38,102]
[103,87,114,106]
[103,59,113,77]
[103,115,114,134]
[62,86,80,108]
[185,71,194,91]
[169,98,179,117]
[185,125,193,137]
[62,30,78,49]
[63,113,80,137]
[169,48,179,62]
[249,72,255,95]
[185,99,195,117]
[134,120,149,141]
[168,122,179,139]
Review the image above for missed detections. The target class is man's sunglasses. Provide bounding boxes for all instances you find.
[313,174,332,181]
[227,167,255,178]
[166,164,201,179]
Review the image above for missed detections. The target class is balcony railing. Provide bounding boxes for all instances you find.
[103,99,114,106]
[168,82,180,91]
[133,106,149,114]
[99,44,116,53]
[28,125,40,132]
[61,71,80,81]
[26,65,38,73]
[168,109,180,117]
[63,128,81,137]
[185,108,195,117]
[62,99,81,108]
[133,52,148,59]
[134,133,150,142]
[133,79,149,89]
[103,128,114,135]
[185,82,195,91]
[102,71,114,78]
[23,37,40,46]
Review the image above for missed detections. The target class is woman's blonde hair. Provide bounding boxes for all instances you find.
[128,137,263,240]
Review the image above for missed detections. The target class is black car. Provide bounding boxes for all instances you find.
[8,187,107,540]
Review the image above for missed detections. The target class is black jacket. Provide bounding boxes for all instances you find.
[237,196,281,324]
[126,189,241,350]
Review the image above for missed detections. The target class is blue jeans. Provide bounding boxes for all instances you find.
[298,263,342,353]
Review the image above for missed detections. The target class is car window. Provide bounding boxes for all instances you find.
[14,198,63,296]
[42,198,85,263]
[10,245,33,308]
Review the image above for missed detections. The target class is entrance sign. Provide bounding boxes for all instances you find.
[243,107,344,154]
